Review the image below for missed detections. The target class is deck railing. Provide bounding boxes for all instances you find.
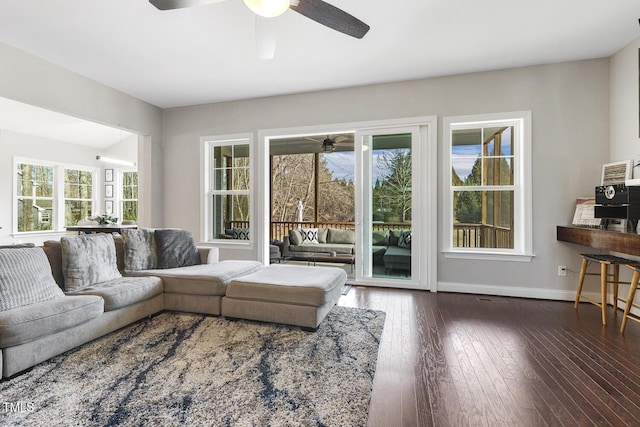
[453,223,512,248]
[270,221,411,241]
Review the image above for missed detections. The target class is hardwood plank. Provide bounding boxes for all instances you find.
[346,287,640,427]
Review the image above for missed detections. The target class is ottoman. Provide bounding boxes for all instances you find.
[221,264,346,330]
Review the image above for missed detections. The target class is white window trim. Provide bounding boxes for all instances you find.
[119,169,139,222]
[200,133,254,246]
[442,111,533,262]
[13,157,99,234]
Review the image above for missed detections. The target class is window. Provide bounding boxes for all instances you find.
[64,168,94,226]
[443,112,532,260]
[16,162,54,232]
[15,159,98,233]
[203,136,252,242]
[121,171,138,222]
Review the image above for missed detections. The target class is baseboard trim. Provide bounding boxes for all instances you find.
[437,281,577,301]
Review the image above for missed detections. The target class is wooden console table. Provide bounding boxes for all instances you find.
[557,225,640,256]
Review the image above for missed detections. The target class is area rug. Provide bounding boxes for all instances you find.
[1,306,385,426]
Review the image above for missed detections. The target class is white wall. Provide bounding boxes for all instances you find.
[162,59,611,298]
[610,36,640,166]
[0,41,163,229]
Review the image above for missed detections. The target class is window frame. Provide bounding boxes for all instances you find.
[14,157,99,234]
[442,111,533,262]
[119,169,139,223]
[201,133,253,245]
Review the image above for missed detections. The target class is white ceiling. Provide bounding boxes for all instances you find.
[0,0,638,110]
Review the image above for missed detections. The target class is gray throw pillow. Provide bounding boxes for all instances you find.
[155,229,201,269]
[372,230,389,246]
[328,228,356,244]
[318,228,329,244]
[61,234,122,291]
[121,228,157,272]
[0,248,64,311]
[289,229,302,246]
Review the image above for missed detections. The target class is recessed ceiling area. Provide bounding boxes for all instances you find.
[0,97,134,148]
[0,1,637,108]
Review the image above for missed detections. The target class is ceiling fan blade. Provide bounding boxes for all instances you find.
[289,0,370,39]
[255,16,278,60]
[149,0,227,11]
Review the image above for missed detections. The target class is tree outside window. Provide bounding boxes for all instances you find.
[17,162,54,232]
[121,171,138,222]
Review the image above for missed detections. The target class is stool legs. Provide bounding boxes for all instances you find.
[575,258,588,309]
[600,261,608,325]
[620,269,640,333]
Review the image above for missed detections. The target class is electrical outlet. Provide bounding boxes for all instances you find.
[558,265,567,277]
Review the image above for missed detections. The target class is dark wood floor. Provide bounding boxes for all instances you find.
[338,287,640,427]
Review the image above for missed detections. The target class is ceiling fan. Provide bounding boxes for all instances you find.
[149,0,369,37]
[317,134,351,152]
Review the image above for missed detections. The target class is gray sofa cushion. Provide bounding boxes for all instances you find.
[225,264,346,307]
[121,228,157,272]
[328,228,355,244]
[288,243,354,255]
[317,228,329,243]
[0,295,103,347]
[383,245,411,269]
[0,248,64,311]
[61,234,122,291]
[66,276,163,311]
[155,229,201,269]
[128,261,264,296]
[289,229,303,246]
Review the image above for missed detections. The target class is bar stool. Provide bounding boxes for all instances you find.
[574,254,638,325]
[620,264,640,333]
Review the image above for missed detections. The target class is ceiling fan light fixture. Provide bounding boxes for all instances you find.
[243,0,289,18]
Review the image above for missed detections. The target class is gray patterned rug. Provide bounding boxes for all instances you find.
[1,306,385,426]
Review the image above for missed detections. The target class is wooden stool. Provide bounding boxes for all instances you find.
[620,264,640,333]
[574,254,636,325]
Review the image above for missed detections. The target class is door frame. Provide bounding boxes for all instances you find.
[257,116,437,292]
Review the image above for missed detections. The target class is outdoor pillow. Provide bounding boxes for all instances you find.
[155,229,201,269]
[289,229,303,246]
[300,228,319,244]
[398,230,412,249]
[231,227,250,240]
[0,247,64,311]
[121,228,157,272]
[388,230,400,247]
[61,233,122,291]
[372,230,389,246]
[328,228,355,244]
[318,228,329,243]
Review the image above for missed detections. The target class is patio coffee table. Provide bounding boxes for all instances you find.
[308,253,355,272]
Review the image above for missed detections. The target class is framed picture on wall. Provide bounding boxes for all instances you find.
[105,169,114,182]
[105,200,113,214]
[105,185,113,198]
[601,160,632,185]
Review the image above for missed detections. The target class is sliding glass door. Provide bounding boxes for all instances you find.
[355,126,422,286]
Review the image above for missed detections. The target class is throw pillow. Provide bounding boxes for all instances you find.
[121,228,157,272]
[289,229,303,246]
[300,228,319,244]
[0,248,64,311]
[231,227,250,240]
[372,231,389,246]
[388,230,400,247]
[328,228,355,244]
[155,229,201,269]
[398,230,412,249]
[61,234,122,291]
[317,228,329,244]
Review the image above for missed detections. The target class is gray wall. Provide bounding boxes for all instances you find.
[162,58,611,298]
[0,41,164,234]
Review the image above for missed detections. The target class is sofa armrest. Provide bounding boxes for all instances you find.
[282,236,291,258]
[197,246,219,264]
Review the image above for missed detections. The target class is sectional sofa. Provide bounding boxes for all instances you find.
[0,229,345,378]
